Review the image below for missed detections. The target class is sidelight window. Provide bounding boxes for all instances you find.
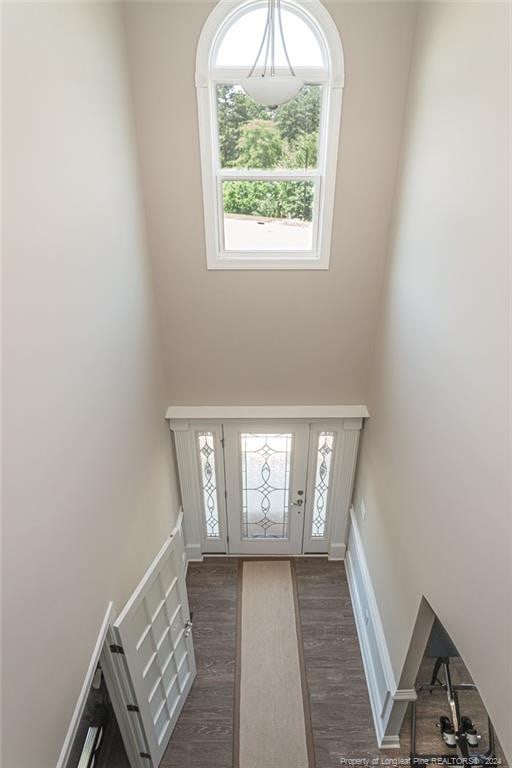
[311,431,335,538]
[197,432,220,538]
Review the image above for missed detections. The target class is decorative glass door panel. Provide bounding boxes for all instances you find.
[224,423,309,554]
[241,433,292,539]
[302,425,343,554]
[170,416,364,559]
[197,432,221,538]
[311,431,335,538]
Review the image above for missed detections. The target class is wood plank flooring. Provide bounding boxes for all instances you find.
[160,557,505,768]
[160,559,238,768]
[295,557,389,765]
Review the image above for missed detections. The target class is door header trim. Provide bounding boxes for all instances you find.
[166,405,369,422]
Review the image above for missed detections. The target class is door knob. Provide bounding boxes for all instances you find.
[184,612,194,637]
[291,499,303,506]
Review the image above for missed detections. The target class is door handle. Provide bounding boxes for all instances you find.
[291,499,303,507]
[184,612,193,637]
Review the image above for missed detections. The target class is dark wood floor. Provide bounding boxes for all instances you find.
[295,557,388,765]
[160,559,238,768]
[160,558,505,768]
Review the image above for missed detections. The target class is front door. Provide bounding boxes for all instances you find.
[223,422,309,554]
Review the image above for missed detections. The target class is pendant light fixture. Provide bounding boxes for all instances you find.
[242,0,303,108]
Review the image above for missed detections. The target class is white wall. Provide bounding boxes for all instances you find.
[123,1,417,405]
[353,2,511,758]
[2,4,180,766]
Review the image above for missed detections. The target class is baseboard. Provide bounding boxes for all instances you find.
[346,507,415,748]
[381,735,401,749]
[328,541,346,560]
[191,552,330,559]
[393,688,417,702]
[185,543,203,562]
[184,554,204,576]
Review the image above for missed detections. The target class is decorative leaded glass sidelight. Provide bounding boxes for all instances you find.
[311,432,335,538]
[197,433,220,538]
[241,433,292,539]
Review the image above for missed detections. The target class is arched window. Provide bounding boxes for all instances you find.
[196,0,344,270]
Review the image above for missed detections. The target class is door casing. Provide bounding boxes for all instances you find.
[169,415,364,561]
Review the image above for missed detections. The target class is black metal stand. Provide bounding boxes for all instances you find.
[410,658,496,766]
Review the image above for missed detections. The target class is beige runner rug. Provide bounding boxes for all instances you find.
[235,560,315,768]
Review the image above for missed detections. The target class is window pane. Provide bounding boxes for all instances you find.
[217,84,321,171]
[223,180,314,251]
[215,6,324,68]
[241,433,292,539]
[197,433,220,538]
[311,432,335,538]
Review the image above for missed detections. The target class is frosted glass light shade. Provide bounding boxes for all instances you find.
[241,76,304,107]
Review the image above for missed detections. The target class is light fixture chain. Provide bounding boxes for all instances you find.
[247,0,296,79]
[270,0,275,75]
[248,0,272,78]
[277,0,296,76]
[263,0,272,76]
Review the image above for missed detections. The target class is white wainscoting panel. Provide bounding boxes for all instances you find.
[345,507,416,748]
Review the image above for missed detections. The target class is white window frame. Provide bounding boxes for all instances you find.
[196,0,345,270]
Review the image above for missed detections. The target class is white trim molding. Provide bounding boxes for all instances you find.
[56,604,117,768]
[328,425,360,559]
[195,0,345,270]
[345,507,416,748]
[169,411,367,560]
[392,688,418,702]
[327,542,346,560]
[166,405,369,421]
[56,608,151,768]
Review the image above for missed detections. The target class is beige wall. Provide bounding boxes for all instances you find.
[123,1,417,405]
[2,4,180,766]
[353,2,511,758]
[4,1,509,764]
